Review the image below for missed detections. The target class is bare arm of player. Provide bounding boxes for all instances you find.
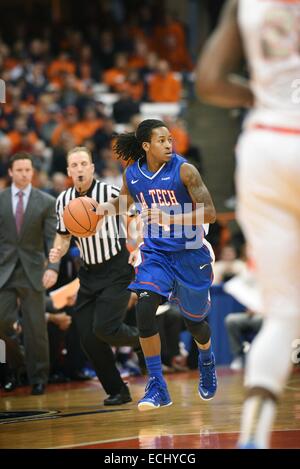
[49,233,72,263]
[141,164,216,226]
[179,163,216,225]
[128,229,144,266]
[96,170,135,217]
[196,0,254,108]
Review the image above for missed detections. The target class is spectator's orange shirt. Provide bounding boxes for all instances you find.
[167,47,193,72]
[153,21,193,71]
[170,125,190,155]
[103,68,126,90]
[73,119,103,143]
[51,119,103,146]
[4,57,20,70]
[47,59,76,79]
[7,130,38,153]
[51,123,81,146]
[148,73,181,102]
[154,21,186,56]
[119,81,144,101]
[128,56,147,70]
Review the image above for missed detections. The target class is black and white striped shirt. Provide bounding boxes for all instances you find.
[56,179,125,265]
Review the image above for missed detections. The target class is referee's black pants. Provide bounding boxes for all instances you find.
[74,250,140,395]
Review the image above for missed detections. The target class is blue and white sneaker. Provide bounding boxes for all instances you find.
[138,376,173,411]
[198,353,217,400]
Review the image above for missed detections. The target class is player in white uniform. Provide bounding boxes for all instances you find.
[196,0,300,449]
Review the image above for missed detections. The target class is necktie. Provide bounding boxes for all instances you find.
[15,191,24,233]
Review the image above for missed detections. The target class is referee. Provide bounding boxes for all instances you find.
[49,146,140,405]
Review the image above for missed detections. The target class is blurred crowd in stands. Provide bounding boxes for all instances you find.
[0,3,206,194]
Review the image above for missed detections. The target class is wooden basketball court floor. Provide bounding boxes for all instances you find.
[0,368,299,449]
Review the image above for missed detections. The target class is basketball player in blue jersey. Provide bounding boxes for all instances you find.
[97,119,217,411]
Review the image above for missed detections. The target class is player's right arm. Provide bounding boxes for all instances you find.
[196,0,254,108]
[96,169,135,217]
[49,233,71,263]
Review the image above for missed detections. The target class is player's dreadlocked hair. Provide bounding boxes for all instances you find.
[113,119,167,163]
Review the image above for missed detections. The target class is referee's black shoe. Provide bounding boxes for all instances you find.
[103,383,132,406]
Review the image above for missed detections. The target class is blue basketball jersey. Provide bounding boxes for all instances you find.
[126,153,205,251]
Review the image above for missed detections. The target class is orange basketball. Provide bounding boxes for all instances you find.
[63,197,101,237]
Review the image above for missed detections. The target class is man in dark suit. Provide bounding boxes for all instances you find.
[0,152,59,395]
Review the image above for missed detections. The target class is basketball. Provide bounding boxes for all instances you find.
[63,197,101,237]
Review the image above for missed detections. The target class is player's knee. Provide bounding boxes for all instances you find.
[184,318,211,345]
[136,290,161,338]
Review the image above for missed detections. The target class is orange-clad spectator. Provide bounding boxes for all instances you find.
[153,15,193,71]
[102,53,128,92]
[128,23,148,45]
[51,106,81,146]
[72,107,103,143]
[12,130,38,154]
[7,117,38,153]
[3,56,20,71]
[120,69,144,102]
[169,118,190,155]
[51,106,103,147]
[148,60,182,103]
[128,5,156,50]
[128,39,148,70]
[47,52,76,87]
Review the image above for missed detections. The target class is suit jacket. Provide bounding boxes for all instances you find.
[0,187,60,291]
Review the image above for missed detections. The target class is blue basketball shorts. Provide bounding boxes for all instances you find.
[129,245,214,322]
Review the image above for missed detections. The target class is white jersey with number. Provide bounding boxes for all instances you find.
[238,0,300,129]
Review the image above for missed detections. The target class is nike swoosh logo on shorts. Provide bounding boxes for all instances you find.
[200,264,209,270]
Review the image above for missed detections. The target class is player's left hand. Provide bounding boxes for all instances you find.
[43,269,58,289]
[141,206,168,226]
